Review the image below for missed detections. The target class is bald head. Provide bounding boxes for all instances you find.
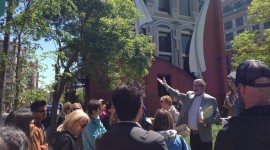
[236,60,270,108]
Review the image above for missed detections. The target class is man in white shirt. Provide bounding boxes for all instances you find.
[158,78,220,150]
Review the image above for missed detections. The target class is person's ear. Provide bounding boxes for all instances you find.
[239,84,246,96]
[138,104,142,115]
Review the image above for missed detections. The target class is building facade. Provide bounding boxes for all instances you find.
[0,39,38,110]
[86,0,228,116]
[221,0,270,72]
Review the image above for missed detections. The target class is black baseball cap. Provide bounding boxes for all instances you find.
[235,60,270,87]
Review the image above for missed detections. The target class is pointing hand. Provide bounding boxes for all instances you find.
[157,77,167,86]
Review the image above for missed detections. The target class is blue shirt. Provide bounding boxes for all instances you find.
[82,116,107,150]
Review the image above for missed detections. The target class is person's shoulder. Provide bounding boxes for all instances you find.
[215,123,238,150]
[57,133,71,140]
[204,93,216,100]
[139,129,165,143]
[187,91,194,95]
[53,132,75,149]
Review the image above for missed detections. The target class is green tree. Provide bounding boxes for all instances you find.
[76,88,84,103]
[0,0,15,124]
[19,88,48,108]
[40,0,154,130]
[1,0,51,111]
[248,0,270,23]
[231,0,270,68]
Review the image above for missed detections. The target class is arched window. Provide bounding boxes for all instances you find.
[157,25,172,63]
[180,29,193,73]
[158,0,171,14]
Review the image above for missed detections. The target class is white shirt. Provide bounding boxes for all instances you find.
[188,93,204,130]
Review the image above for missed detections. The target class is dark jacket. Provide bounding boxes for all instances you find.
[96,122,168,150]
[53,131,80,150]
[214,105,270,150]
[56,115,65,127]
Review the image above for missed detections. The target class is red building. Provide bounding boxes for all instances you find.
[85,0,228,116]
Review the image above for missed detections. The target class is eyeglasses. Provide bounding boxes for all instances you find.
[79,120,87,129]
[80,123,87,129]
[193,84,204,87]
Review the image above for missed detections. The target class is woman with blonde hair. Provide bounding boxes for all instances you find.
[56,102,72,126]
[53,109,90,150]
[153,109,190,150]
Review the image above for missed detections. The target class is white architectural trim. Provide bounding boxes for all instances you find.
[189,0,209,78]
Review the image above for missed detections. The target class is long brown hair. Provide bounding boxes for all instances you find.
[152,109,174,131]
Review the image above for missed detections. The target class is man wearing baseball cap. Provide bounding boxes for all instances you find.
[215,60,270,150]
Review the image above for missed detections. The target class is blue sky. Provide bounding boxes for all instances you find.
[36,40,56,88]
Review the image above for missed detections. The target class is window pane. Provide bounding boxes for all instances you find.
[236,16,244,27]
[224,21,232,30]
[157,74,171,96]
[180,0,190,16]
[264,21,270,29]
[159,32,172,52]
[234,1,242,9]
[225,32,234,42]
[181,34,192,54]
[183,56,190,73]
[252,24,259,31]
[225,44,232,49]
[159,0,170,14]
[223,6,231,13]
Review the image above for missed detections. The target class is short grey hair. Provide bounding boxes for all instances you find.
[194,79,206,87]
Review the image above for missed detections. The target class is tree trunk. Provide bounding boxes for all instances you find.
[0,0,13,123]
[14,36,21,110]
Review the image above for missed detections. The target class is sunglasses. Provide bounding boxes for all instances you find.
[79,120,87,129]
[80,123,87,129]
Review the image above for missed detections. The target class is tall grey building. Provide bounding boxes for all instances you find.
[221,0,270,50]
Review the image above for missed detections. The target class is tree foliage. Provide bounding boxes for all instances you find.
[78,0,154,89]
[1,0,154,128]
[231,0,270,69]
[32,0,155,130]
[248,0,270,23]
[19,88,48,107]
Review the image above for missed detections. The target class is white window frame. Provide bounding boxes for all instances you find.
[156,27,173,64]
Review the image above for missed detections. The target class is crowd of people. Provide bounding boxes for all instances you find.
[0,59,270,150]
